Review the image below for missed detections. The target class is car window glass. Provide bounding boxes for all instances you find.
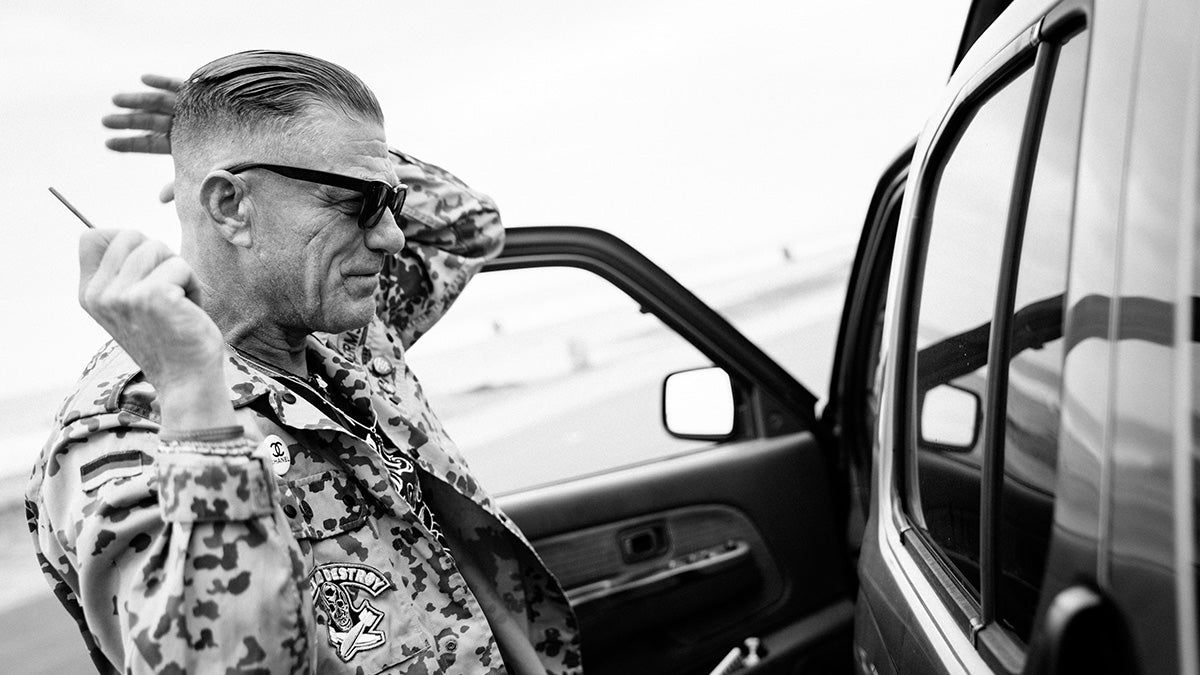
[405,266,713,494]
[909,66,1035,595]
[996,33,1087,642]
[666,243,854,403]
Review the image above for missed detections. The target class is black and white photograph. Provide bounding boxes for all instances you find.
[1,0,1198,673]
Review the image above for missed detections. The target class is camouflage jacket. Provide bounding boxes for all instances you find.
[26,151,583,675]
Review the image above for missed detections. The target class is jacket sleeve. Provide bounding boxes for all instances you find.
[26,411,314,674]
[377,149,505,349]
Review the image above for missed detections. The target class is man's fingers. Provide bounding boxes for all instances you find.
[81,229,148,298]
[104,79,178,157]
[102,110,172,155]
[78,229,120,288]
[111,240,176,290]
[102,112,172,133]
[140,74,183,93]
[143,256,203,307]
[104,133,171,155]
[158,182,176,204]
[110,91,176,115]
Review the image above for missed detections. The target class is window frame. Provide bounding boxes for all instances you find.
[892,3,1091,672]
[483,226,825,445]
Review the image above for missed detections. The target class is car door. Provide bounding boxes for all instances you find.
[407,226,857,675]
[854,1,1144,674]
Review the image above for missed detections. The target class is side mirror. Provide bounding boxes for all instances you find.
[662,366,735,440]
[919,383,981,451]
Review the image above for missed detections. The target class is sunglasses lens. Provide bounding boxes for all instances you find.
[356,183,406,229]
[358,185,389,229]
[391,186,406,215]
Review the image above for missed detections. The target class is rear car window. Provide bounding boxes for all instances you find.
[909,65,1036,595]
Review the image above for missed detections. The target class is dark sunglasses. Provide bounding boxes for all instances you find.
[226,162,407,229]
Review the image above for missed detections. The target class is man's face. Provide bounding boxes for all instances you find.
[239,109,404,336]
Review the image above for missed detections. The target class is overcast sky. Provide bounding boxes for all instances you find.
[0,1,965,448]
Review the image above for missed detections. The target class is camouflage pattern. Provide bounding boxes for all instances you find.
[27,152,582,674]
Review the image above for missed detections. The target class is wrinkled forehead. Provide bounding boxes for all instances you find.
[258,106,393,183]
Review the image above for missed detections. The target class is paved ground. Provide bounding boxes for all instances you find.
[0,591,87,673]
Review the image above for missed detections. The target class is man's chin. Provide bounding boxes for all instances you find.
[314,299,376,335]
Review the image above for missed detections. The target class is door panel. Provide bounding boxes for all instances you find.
[501,432,850,674]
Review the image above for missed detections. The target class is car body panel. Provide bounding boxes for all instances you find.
[1106,0,1200,670]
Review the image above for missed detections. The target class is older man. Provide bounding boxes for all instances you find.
[27,50,581,674]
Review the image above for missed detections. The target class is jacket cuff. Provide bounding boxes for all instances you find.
[156,438,274,523]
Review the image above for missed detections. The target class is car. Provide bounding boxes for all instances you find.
[407,0,1198,673]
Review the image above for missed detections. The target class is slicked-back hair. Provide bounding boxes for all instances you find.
[173,50,384,153]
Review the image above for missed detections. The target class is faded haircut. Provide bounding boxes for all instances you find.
[173,49,384,156]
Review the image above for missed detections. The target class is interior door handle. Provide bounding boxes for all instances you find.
[566,540,751,607]
[1025,584,1136,675]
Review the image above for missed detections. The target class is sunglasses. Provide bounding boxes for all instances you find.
[227,162,407,229]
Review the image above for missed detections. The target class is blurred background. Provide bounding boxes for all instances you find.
[0,1,964,669]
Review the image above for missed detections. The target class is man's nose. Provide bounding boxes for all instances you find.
[365,208,405,255]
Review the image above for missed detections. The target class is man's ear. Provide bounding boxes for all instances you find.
[199,171,252,248]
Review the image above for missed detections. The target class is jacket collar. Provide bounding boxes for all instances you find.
[226,340,360,436]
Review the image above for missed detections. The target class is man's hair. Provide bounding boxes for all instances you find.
[173,49,384,152]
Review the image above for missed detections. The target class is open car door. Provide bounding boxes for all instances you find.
[406,209,908,673]
[424,226,855,674]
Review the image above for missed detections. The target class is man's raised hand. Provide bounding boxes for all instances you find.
[101,74,181,155]
[102,74,181,203]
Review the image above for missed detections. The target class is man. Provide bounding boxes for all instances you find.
[26,50,582,674]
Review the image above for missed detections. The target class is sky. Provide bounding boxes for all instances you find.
[0,1,967,471]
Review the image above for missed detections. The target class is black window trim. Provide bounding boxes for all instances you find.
[896,38,1038,631]
[975,37,1061,675]
[484,226,823,444]
[893,2,1091,670]
[979,34,1059,627]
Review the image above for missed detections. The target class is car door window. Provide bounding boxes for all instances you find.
[405,266,713,493]
[996,31,1087,642]
[902,22,1092,665]
[909,65,1036,595]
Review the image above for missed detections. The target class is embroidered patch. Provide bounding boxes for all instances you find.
[80,450,148,492]
[309,563,394,661]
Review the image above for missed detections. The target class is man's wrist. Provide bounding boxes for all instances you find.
[158,376,238,432]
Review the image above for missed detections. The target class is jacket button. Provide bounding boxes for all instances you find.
[369,357,394,377]
[444,639,458,653]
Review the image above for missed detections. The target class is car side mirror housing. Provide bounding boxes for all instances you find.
[919,383,981,451]
[662,366,735,440]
